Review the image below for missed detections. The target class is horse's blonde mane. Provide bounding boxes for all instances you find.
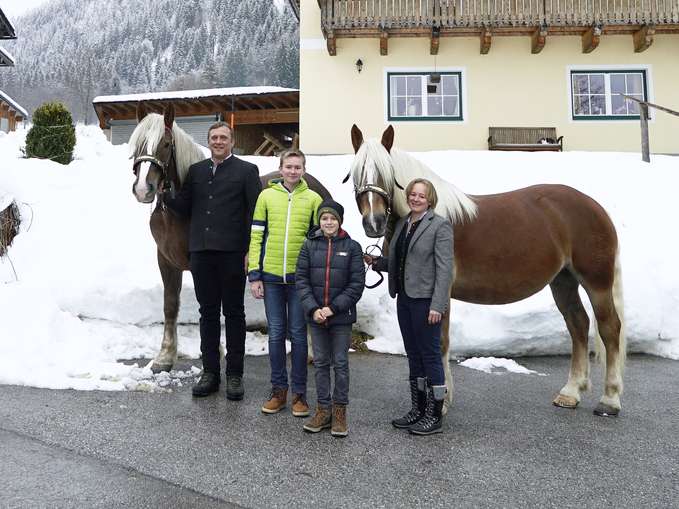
[350,138,396,193]
[128,113,205,184]
[355,139,478,224]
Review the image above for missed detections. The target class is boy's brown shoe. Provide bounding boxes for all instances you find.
[261,387,287,414]
[291,393,310,417]
[303,406,332,433]
[331,404,348,437]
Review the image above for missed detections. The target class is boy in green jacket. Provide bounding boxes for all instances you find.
[248,149,323,417]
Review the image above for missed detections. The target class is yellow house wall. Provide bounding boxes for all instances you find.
[301,1,679,155]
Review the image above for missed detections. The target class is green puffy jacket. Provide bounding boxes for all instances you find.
[248,178,322,284]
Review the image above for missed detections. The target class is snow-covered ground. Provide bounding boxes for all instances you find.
[0,125,677,391]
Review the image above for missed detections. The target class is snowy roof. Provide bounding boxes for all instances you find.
[0,45,15,66]
[0,8,16,39]
[93,86,298,104]
[0,90,28,117]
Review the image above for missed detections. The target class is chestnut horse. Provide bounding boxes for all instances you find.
[129,104,330,373]
[347,125,625,417]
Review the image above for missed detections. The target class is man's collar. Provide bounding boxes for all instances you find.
[211,153,233,166]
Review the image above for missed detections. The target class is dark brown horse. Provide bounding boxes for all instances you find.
[129,104,330,373]
[348,125,625,417]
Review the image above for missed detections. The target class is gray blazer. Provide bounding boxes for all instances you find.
[375,209,454,313]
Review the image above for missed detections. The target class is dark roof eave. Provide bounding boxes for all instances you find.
[0,8,17,39]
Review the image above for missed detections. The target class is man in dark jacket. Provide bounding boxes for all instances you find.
[165,122,261,399]
[295,200,365,437]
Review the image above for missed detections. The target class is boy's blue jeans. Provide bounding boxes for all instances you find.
[263,282,308,395]
[309,323,352,407]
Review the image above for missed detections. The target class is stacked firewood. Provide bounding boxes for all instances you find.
[0,200,20,257]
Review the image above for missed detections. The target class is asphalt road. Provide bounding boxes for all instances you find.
[1,353,677,508]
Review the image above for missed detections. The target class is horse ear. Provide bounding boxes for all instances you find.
[342,172,351,184]
[351,124,363,154]
[381,125,394,153]
[136,102,148,122]
[164,104,175,129]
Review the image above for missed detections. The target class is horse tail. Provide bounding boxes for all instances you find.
[612,248,626,374]
[592,247,626,375]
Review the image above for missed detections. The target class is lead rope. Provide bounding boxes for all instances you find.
[364,240,385,289]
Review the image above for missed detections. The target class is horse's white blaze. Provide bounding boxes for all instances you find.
[367,192,379,231]
[134,161,152,199]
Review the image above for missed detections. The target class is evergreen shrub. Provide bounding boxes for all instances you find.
[25,102,76,165]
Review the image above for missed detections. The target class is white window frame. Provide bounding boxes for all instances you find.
[566,65,654,123]
[384,67,467,124]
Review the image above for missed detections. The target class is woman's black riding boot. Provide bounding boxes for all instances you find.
[392,377,427,429]
[408,384,446,435]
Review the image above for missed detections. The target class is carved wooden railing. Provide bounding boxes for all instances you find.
[318,0,679,28]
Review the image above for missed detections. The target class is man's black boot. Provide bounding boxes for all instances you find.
[192,372,220,397]
[392,377,427,429]
[226,375,244,401]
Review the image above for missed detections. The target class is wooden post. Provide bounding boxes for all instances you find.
[640,103,650,163]
[480,28,492,54]
[380,30,388,55]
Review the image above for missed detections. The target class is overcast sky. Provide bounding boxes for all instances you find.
[2,0,51,19]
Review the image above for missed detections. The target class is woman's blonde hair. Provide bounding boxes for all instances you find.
[405,178,438,209]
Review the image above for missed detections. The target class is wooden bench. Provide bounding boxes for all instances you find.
[488,127,564,152]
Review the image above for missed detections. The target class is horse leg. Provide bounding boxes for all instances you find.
[550,270,591,409]
[585,275,625,416]
[440,305,453,415]
[152,250,181,373]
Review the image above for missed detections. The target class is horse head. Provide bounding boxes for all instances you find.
[130,104,177,204]
[345,124,401,238]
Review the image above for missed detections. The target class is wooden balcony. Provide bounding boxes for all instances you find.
[317,0,679,54]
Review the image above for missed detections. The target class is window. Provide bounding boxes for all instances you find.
[571,70,647,120]
[388,72,463,121]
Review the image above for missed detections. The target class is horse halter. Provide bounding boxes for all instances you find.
[132,130,176,181]
[353,183,394,217]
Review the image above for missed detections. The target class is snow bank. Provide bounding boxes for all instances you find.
[0,125,677,390]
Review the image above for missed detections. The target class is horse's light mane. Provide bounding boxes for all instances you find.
[355,139,478,224]
[350,138,396,193]
[128,113,205,184]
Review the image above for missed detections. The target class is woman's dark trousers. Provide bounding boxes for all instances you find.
[396,294,445,385]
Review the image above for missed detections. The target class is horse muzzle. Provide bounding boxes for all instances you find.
[362,213,387,238]
[132,183,156,204]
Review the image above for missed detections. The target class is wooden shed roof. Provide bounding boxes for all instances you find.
[92,86,299,129]
[0,89,28,118]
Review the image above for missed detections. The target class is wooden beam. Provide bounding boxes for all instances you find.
[235,108,298,125]
[633,24,655,52]
[380,30,388,56]
[582,25,602,53]
[531,26,547,54]
[430,27,440,55]
[480,28,491,54]
[327,30,336,56]
[8,110,16,131]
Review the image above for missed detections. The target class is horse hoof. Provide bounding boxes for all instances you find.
[150,363,172,374]
[593,403,620,417]
[552,394,579,409]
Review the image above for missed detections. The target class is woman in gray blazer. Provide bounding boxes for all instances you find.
[365,178,454,435]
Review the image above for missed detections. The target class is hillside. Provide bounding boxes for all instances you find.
[0,0,298,122]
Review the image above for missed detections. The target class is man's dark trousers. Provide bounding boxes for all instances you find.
[190,250,246,376]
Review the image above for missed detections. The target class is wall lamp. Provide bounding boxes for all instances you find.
[355,58,363,73]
